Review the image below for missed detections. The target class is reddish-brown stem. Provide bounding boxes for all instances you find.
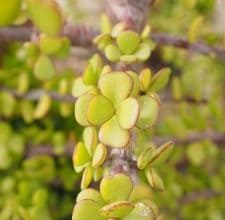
[0,25,225,59]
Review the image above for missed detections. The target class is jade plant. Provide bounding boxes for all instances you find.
[72,17,174,220]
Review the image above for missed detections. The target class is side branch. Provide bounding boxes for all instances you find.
[179,189,225,205]
[25,132,225,158]
[0,25,225,59]
[151,33,225,59]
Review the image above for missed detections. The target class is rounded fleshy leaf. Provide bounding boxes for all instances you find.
[99,116,130,148]
[81,165,94,189]
[83,127,98,156]
[72,77,93,98]
[136,95,159,129]
[105,44,121,62]
[148,68,171,92]
[87,95,115,126]
[117,98,139,129]
[101,65,112,75]
[94,33,112,50]
[141,25,151,39]
[137,146,154,170]
[117,31,140,54]
[76,189,105,205]
[127,71,140,97]
[111,22,126,38]
[73,142,91,168]
[0,0,22,26]
[141,200,159,219]
[135,43,151,62]
[83,54,103,86]
[92,143,107,168]
[39,34,63,55]
[75,94,93,126]
[99,72,133,106]
[100,174,133,203]
[100,201,134,218]
[72,200,105,220]
[129,184,152,202]
[124,202,154,220]
[120,55,137,64]
[139,68,152,92]
[101,14,112,34]
[145,168,164,192]
[148,141,174,166]
[93,167,104,182]
[27,0,63,36]
[34,55,55,80]
[34,94,52,119]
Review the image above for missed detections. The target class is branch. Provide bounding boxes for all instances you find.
[0,24,97,47]
[153,131,225,146]
[1,25,225,59]
[179,189,225,205]
[151,33,225,60]
[25,131,225,158]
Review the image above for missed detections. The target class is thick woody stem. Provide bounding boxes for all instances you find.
[106,0,153,31]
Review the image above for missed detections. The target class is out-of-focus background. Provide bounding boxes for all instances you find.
[0,0,224,219]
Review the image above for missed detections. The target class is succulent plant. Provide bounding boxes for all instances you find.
[72,18,173,219]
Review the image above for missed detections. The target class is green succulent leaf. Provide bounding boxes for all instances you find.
[111,22,126,38]
[94,33,112,50]
[117,97,139,129]
[99,72,133,106]
[145,168,164,192]
[93,167,104,182]
[105,44,121,62]
[141,25,151,39]
[83,54,103,86]
[148,141,174,166]
[81,165,94,189]
[34,55,55,80]
[27,0,63,36]
[136,95,159,129]
[0,0,22,26]
[92,143,107,168]
[75,94,93,126]
[129,184,152,203]
[139,68,152,92]
[100,174,133,203]
[127,71,140,97]
[101,14,112,34]
[135,43,151,62]
[99,116,130,148]
[76,189,105,205]
[117,31,140,54]
[39,34,64,55]
[72,77,93,98]
[148,68,171,92]
[73,142,91,168]
[72,200,106,220]
[83,127,98,156]
[87,95,115,126]
[100,201,134,218]
[123,202,154,220]
[137,146,154,170]
[34,94,52,119]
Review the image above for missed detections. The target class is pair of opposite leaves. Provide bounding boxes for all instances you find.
[73,173,159,220]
